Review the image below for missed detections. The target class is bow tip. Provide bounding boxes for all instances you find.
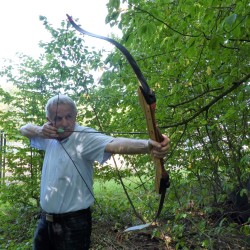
[66,14,72,21]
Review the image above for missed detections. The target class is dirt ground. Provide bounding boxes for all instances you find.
[90,219,250,250]
[90,220,174,250]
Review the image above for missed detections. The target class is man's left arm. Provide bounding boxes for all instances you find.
[105,135,170,158]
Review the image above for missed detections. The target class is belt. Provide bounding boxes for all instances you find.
[42,208,90,223]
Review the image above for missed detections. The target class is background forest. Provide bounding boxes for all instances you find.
[0,0,249,249]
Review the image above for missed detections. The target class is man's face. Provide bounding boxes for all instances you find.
[47,103,77,140]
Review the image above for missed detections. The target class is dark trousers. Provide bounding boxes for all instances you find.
[33,208,92,250]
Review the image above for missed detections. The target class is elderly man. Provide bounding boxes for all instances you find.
[20,94,170,250]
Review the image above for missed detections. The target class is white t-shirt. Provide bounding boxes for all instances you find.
[30,124,113,213]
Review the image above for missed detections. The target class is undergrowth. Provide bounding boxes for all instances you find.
[0,178,249,249]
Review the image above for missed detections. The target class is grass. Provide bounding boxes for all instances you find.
[93,176,160,226]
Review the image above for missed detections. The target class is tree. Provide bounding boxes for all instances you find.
[104,0,250,199]
[102,0,250,247]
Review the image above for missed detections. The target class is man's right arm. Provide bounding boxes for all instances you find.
[19,124,45,139]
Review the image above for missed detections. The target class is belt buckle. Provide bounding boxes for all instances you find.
[46,214,54,222]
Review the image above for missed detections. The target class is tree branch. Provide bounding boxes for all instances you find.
[168,87,224,108]
[161,73,250,129]
[133,6,201,38]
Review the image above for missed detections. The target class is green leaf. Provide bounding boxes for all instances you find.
[225,14,237,26]
[208,35,224,49]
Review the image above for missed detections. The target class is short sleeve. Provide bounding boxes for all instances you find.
[30,137,51,151]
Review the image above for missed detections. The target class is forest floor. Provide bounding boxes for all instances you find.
[90,218,250,250]
[90,220,172,250]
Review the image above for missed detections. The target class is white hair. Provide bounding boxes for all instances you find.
[45,94,77,117]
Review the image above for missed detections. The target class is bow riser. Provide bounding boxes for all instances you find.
[138,87,169,194]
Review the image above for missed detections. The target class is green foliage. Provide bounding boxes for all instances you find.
[105,0,250,188]
[104,0,250,247]
[0,202,37,249]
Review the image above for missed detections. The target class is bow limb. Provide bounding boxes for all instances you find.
[66,14,154,103]
[66,14,170,219]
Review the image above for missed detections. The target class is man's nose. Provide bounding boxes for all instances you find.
[61,117,68,126]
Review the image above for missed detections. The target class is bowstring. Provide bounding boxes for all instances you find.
[80,76,153,223]
[53,24,105,213]
[53,18,156,222]
[70,18,169,227]
[59,141,97,202]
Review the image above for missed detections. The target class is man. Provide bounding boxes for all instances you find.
[20,94,170,250]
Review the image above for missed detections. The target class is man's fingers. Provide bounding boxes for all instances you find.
[42,123,59,138]
[148,134,170,158]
